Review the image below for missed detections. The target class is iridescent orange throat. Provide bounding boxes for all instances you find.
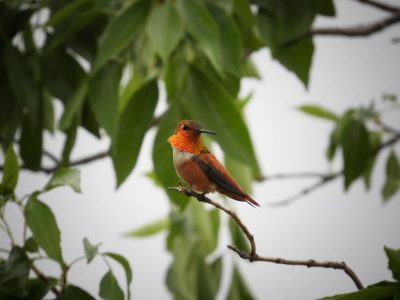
[168,132,205,154]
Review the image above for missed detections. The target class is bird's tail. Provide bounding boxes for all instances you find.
[245,195,260,207]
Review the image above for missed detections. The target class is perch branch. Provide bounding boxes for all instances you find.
[227,246,364,290]
[169,186,364,290]
[168,186,257,258]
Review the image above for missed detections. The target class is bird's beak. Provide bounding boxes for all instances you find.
[198,129,216,135]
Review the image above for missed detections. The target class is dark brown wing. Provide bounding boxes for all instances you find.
[192,155,247,199]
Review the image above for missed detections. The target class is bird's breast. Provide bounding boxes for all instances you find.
[172,148,216,193]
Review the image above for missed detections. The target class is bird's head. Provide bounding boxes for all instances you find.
[167,120,216,153]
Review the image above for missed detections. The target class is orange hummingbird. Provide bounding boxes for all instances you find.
[167,120,259,207]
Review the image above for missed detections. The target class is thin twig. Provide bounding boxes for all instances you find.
[355,0,400,12]
[169,186,364,290]
[264,172,333,180]
[227,246,364,290]
[268,171,343,207]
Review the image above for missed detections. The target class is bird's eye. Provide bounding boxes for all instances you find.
[182,124,189,131]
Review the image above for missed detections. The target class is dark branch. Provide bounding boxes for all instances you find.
[169,186,364,290]
[263,172,333,181]
[227,246,364,290]
[355,0,400,13]
[286,11,400,46]
[306,12,400,38]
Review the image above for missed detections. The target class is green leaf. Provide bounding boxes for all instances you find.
[1,146,19,194]
[24,196,63,264]
[317,0,336,17]
[83,238,98,264]
[212,6,242,77]
[104,252,133,300]
[24,237,39,253]
[298,104,339,122]
[182,66,262,178]
[227,264,255,300]
[124,217,169,237]
[229,218,250,253]
[89,61,122,139]
[384,247,400,281]
[20,278,57,300]
[111,79,158,187]
[152,104,190,209]
[363,132,381,190]
[322,282,400,300]
[43,9,103,55]
[59,80,87,130]
[146,2,184,62]
[99,270,124,300]
[59,284,96,300]
[196,254,222,299]
[341,119,369,190]
[190,203,220,254]
[166,237,199,300]
[257,2,317,86]
[61,118,79,165]
[43,48,85,102]
[0,247,30,297]
[275,38,314,87]
[4,44,39,125]
[43,91,55,133]
[382,151,400,201]
[46,0,92,28]
[44,167,81,193]
[19,112,43,171]
[94,0,151,72]
[177,0,223,74]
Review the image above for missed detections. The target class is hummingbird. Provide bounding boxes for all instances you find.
[167,120,259,207]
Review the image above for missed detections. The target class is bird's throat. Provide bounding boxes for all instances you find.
[168,133,204,154]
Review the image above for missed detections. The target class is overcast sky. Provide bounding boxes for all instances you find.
[2,1,400,299]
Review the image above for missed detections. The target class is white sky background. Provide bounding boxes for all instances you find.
[1,1,400,299]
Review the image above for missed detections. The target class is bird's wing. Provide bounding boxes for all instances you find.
[192,154,246,198]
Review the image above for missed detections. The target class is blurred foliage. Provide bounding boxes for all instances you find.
[0,148,132,299]
[298,96,400,202]
[1,0,399,299]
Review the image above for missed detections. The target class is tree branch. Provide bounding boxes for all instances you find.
[227,246,364,290]
[355,0,400,13]
[305,12,400,38]
[267,171,343,207]
[169,186,364,290]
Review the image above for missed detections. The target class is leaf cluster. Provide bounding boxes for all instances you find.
[0,148,132,299]
[299,99,400,202]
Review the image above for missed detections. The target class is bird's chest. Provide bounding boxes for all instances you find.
[172,148,194,167]
[172,148,216,193]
